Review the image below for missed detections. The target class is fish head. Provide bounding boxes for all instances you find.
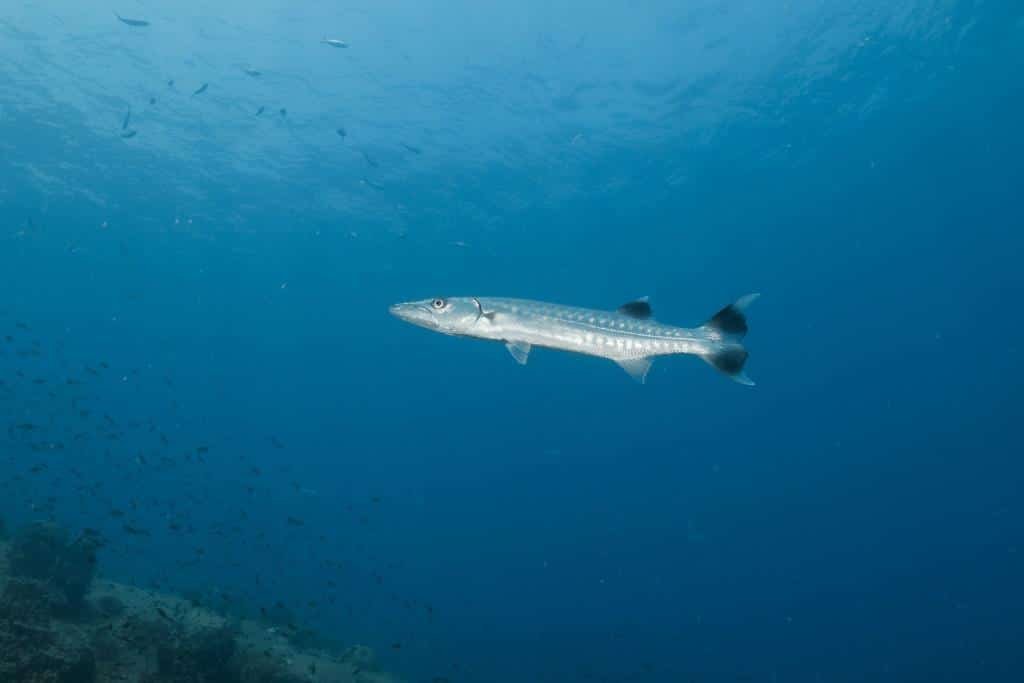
[389,297,484,335]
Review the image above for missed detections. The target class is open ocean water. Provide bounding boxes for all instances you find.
[1,1,1022,682]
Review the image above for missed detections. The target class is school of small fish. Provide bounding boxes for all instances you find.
[109,12,417,189]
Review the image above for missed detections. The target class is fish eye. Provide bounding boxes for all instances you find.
[432,298,446,309]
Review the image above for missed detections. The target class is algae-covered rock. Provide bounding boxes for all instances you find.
[341,643,377,669]
[229,653,306,683]
[151,624,239,682]
[8,522,101,613]
[0,576,69,620]
[0,578,96,682]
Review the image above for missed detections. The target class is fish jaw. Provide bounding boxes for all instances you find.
[389,302,440,332]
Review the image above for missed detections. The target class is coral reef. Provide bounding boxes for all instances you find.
[0,520,401,683]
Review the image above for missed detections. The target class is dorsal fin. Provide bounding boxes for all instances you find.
[617,297,652,319]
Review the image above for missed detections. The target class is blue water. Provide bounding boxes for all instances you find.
[2,1,1023,681]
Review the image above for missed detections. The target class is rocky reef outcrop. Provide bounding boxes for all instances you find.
[0,517,400,683]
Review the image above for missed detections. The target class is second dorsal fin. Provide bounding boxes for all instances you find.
[617,297,652,319]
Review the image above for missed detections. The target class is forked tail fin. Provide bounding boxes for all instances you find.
[703,344,754,385]
[700,294,759,385]
[701,293,759,342]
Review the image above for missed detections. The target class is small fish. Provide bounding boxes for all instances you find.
[361,150,378,168]
[321,38,349,48]
[336,127,347,139]
[286,516,304,527]
[243,68,262,77]
[120,130,137,139]
[122,110,131,130]
[401,142,422,155]
[124,524,151,536]
[256,106,265,116]
[279,108,287,117]
[149,97,156,105]
[114,12,150,27]
[167,79,175,88]
[192,83,208,96]
[361,177,384,191]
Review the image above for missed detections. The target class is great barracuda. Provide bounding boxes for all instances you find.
[389,294,759,384]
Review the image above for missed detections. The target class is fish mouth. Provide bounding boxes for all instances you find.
[389,302,439,330]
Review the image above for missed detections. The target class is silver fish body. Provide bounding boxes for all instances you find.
[389,295,758,384]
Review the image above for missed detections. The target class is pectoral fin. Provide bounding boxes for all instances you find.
[615,357,652,383]
[505,341,531,365]
[472,297,495,322]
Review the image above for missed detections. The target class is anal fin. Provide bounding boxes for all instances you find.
[505,341,531,365]
[615,357,652,383]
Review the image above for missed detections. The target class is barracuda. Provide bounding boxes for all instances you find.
[389,294,759,385]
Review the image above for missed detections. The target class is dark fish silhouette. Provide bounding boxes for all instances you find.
[167,79,175,88]
[114,12,150,27]
[120,130,137,139]
[192,83,208,96]
[336,127,347,139]
[122,110,131,130]
[243,68,261,77]
[401,143,422,155]
[279,108,287,117]
[149,97,156,105]
[256,106,265,116]
[361,177,384,191]
[361,150,377,168]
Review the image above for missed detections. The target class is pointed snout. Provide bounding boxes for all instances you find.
[389,301,438,330]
